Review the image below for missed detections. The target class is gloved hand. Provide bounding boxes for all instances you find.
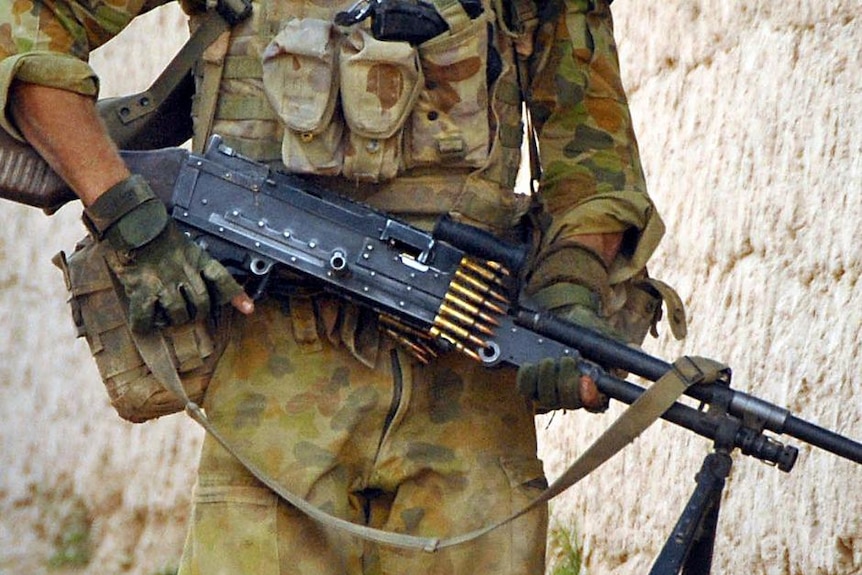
[516,355,608,413]
[516,244,619,412]
[84,174,245,332]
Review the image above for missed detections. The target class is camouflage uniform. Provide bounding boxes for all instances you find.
[1,0,663,573]
[180,297,546,573]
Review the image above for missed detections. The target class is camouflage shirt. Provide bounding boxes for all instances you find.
[0,0,663,283]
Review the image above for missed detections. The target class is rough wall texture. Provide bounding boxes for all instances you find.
[538,1,862,574]
[0,9,199,575]
[0,1,859,574]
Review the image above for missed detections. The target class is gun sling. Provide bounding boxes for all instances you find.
[135,315,712,550]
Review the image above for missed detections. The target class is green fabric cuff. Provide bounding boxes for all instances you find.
[530,283,598,314]
[85,175,157,235]
[85,175,168,251]
[526,242,609,297]
[541,191,666,285]
[105,198,169,251]
[0,52,99,141]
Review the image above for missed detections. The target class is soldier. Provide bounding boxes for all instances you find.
[0,0,676,572]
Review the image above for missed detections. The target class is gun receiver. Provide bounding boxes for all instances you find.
[122,136,861,472]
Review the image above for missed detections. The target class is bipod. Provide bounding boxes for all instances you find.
[647,445,733,574]
[647,372,796,575]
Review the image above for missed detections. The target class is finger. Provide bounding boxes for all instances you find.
[200,259,244,305]
[579,375,608,412]
[160,285,193,326]
[182,261,212,314]
[556,357,583,409]
[516,363,539,400]
[128,291,158,333]
[536,359,559,407]
[231,292,255,315]
[178,274,212,321]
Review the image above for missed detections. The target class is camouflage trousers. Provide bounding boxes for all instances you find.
[178,297,548,575]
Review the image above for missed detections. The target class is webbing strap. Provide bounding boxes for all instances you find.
[134,316,725,552]
[431,355,727,548]
[192,28,232,153]
[101,11,230,129]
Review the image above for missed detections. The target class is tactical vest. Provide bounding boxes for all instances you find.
[190,0,534,231]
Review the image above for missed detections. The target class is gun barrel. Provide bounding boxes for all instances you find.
[591,368,798,471]
[520,310,862,466]
[783,414,862,464]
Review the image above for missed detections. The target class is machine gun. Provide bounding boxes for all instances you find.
[111,137,857,462]
[21,136,862,572]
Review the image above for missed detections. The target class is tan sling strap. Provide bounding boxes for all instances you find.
[189,20,232,154]
[100,2,250,150]
[134,318,725,551]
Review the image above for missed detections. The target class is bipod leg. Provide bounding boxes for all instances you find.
[648,449,733,575]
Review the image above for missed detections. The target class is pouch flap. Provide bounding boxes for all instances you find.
[262,18,340,135]
[339,28,422,139]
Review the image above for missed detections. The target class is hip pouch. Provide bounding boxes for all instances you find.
[53,236,224,423]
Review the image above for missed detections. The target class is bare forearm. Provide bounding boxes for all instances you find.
[570,233,623,267]
[9,82,129,206]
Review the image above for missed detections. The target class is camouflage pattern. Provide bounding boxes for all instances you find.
[2,0,669,572]
[0,0,169,139]
[528,0,665,284]
[178,298,547,575]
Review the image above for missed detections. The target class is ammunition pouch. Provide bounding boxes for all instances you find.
[53,236,226,423]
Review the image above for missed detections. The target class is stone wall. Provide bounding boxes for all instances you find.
[0,8,199,574]
[0,1,859,574]
[538,1,862,573]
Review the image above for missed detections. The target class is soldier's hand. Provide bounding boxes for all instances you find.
[516,282,616,413]
[85,174,253,332]
[516,356,607,412]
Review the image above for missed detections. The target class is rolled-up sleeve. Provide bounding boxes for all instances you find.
[0,0,160,140]
[527,0,663,283]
